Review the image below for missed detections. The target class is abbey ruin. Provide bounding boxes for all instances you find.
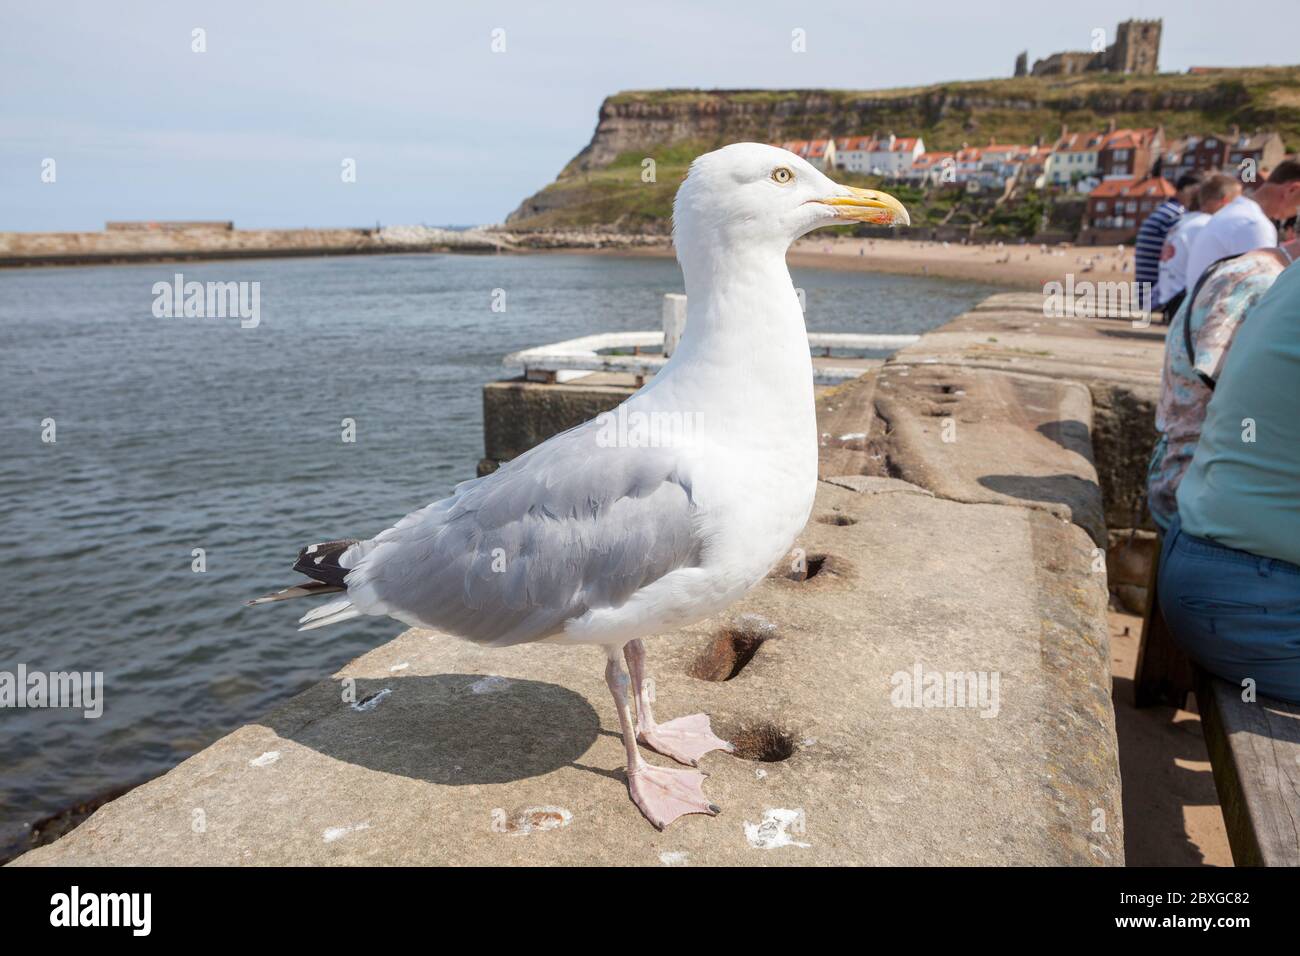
[1015,20,1161,78]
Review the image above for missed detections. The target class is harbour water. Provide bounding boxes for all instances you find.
[0,252,1002,857]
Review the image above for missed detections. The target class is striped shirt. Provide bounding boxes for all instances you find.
[1135,199,1184,311]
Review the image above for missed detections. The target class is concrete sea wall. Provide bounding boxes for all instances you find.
[12,291,1160,865]
[0,227,666,267]
[0,226,508,266]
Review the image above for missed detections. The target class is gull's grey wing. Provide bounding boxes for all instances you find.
[340,419,703,646]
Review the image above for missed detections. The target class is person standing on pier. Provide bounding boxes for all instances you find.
[1185,160,1300,292]
[1156,173,1241,319]
[1136,172,1202,315]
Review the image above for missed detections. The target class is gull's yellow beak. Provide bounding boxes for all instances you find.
[817,186,910,226]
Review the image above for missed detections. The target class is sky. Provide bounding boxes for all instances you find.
[2,1,1297,232]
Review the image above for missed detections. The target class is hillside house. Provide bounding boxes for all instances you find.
[1156,128,1286,180]
[833,136,877,173]
[1011,146,1048,188]
[903,151,955,186]
[1158,134,1229,179]
[1084,176,1175,234]
[833,135,925,175]
[1044,130,1107,188]
[1097,127,1162,180]
[1227,130,1286,177]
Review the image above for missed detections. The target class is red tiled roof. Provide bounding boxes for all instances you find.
[833,135,921,154]
[911,152,952,168]
[777,139,834,158]
[836,136,875,152]
[1088,176,1176,199]
[1053,131,1106,153]
[1102,128,1158,151]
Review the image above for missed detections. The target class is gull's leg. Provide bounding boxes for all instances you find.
[605,647,719,829]
[625,638,733,767]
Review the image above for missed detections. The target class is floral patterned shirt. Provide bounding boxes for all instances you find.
[1147,249,1286,529]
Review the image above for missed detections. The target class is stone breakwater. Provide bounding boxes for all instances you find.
[0,225,668,267]
[11,291,1159,866]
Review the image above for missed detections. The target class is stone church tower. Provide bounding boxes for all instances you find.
[1017,19,1162,77]
[1107,19,1161,74]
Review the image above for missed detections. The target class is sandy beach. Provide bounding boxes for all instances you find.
[789,236,1134,290]
[5,226,1133,292]
[586,235,1134,291]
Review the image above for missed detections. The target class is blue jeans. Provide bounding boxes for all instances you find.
[1158,515,1300,703]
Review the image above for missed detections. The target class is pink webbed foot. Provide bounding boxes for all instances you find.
[638,713,734,767]
[627,764,721,830]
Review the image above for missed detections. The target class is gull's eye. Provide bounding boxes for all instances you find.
[771,166,794,184]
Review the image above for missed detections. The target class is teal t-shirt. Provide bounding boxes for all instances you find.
[1176,259,1300,566]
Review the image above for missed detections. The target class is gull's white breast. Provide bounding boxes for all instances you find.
[557,340,819,647]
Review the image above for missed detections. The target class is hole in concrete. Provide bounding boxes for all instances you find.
[688,629,767,682]
[816,513,857,527]
[768,551,852,585]
[781,553,826,582]
[726,723,796,762]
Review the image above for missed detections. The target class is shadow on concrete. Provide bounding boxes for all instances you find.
[1036,419,1093,459]
[1097,327,1170,345]
[977,472,1100,513]
[1111,675,1222,866]
[1099,327,1168,343]
[263,674,601,786]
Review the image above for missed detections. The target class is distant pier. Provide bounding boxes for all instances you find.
[0,224,666,268]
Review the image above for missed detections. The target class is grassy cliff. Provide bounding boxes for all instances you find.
[506,66,1300,231]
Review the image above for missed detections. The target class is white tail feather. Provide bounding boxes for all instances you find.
[298,597,360,631]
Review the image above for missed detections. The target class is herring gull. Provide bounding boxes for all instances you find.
[250,143,909,828]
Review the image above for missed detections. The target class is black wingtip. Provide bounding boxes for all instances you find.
[293,539,359,588]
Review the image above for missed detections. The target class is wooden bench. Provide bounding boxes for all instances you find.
[1194,670,1300,866]
[1135,536,1300,865]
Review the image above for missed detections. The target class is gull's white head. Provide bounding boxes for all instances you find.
[672,142,909,259]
